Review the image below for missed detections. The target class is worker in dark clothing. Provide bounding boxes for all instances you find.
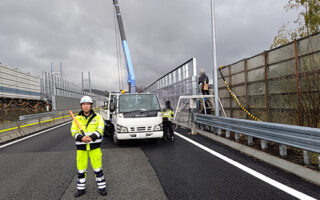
[162,100,175,142]
[198,69,209,95]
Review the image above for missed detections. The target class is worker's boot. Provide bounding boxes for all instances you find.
[99,188,108,196]
[74,190,85,198]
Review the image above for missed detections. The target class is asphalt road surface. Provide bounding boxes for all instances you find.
[0,122,319,200]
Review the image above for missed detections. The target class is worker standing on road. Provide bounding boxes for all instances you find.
[71,96,107,197]
[162,100,175,142]
[198,69,209,95]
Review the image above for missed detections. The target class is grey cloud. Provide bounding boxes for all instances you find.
[0,0,297,91]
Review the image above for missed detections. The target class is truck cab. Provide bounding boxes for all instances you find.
[104,92,163,145]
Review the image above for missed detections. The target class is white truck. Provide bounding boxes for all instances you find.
[99,1,163,145]
[100,92,163,145]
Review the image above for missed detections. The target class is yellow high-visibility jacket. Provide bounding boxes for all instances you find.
[162,109,174,122]
[71,110,104,150]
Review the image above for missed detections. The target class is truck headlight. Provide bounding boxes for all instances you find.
[154,123,163,131]
[117,125,128,133]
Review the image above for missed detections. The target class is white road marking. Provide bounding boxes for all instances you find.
[175,132,317,200]
[0,121,72,149]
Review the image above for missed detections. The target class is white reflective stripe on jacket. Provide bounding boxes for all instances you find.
[75,138,103,145]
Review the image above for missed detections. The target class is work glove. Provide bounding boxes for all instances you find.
[75,133,85,142]
[89,131,101,141]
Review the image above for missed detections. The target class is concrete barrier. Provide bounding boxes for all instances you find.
[19,118,42,136]
[1,129,20,142]
[39,116,55,130]
[0,108,82,145]
[0,122,20,143]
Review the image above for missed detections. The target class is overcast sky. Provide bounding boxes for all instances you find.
[0,0,298,92]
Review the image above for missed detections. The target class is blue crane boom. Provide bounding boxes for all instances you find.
[113,0,136,93]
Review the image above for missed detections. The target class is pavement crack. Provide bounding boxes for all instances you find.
[59,170,77,200]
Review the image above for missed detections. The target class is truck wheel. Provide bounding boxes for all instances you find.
[104,126,108,137]
[104,122,114,137]
[113,134,121,146]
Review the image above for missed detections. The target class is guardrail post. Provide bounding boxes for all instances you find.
[318,155,320,170]
[247,136,253,146]
[303,150,312,166]
[191,123,198,135]
[234,133,240,142]
[225,130,230,138]
[200,124,204,131]
[209,126,215,133]
[217,129,222,136]
[279,144,287,158]
[261,140,268,151]
[52,114,55,125]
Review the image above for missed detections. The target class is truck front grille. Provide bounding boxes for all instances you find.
[137,127,146,131]
[130,126,153,132]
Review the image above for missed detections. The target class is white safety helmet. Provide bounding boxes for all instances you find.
[200,69,205,74]
[80,96,93,104]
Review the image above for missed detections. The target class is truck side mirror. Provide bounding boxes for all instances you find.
[110,103,116,112]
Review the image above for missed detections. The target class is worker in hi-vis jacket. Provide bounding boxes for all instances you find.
[162,100,175,142]
[71,96,107,197]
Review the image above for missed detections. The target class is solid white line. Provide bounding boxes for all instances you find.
[175,132,316,200]
[0,121,72,149]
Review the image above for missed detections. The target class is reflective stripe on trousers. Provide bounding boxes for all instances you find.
[94,168,106,189]
[76,148,106,190]
[77,171,86,190]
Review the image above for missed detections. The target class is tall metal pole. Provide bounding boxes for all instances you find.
[50,63,53,75]
[52,75,56,111]
[50,62,53,96]
[211,0,219,117]
[81,72,84,94]
[88,72,91,94]
[60,62,63,78]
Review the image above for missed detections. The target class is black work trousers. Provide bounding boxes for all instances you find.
[163,120,174,139]
[201,89,209,95]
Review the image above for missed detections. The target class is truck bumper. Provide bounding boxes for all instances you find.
[116,131,163,140]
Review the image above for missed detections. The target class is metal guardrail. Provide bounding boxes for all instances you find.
[195,114,320,154]
[18,107,101,121]
[19,112,55,121]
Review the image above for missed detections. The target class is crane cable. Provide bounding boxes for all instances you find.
[218,66,261,122]
[113,5,124,90]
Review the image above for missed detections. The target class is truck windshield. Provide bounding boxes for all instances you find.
[119,94,160,113]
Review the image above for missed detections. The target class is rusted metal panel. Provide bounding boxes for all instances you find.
[294,40,303,126]
[264,51,270,122]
